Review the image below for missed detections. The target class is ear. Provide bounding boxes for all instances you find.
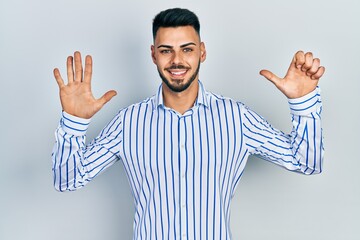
[151,45,156,64]
[200,42,207,63]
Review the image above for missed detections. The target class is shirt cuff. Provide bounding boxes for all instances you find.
[60,111,91,136]
[288,87,322,116]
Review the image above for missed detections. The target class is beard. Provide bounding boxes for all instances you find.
[157,60,201,93]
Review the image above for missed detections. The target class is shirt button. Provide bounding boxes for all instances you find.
[181,144,185,148]
[182,174,185,178]
[182,204,185,208]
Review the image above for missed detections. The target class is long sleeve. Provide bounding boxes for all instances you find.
[242,87,324,174]
[52,111,123,192]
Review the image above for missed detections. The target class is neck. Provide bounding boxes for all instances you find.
[162,80,199,115]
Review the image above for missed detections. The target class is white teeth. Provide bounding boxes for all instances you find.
[170,71,186,75]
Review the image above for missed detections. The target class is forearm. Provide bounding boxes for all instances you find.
[243,87,324,174]
[52,112,120,191]
[287,87,324,174]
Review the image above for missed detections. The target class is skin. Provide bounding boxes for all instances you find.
[53,52,117,119]
[151,26,207,114]
[260,51,325,99]
[53,26,325,118]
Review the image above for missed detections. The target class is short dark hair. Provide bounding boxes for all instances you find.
[152,8,200,40]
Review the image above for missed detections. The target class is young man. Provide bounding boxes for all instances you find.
[52,8,325,240]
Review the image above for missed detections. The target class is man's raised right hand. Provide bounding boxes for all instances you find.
[53,51,117,119]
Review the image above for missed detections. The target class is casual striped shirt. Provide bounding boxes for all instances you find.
[52,81,324,240]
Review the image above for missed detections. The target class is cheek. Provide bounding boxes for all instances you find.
[156,55,172,67]
[188,56,201,66]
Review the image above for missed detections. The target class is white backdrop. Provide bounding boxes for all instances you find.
[1,0,359,239]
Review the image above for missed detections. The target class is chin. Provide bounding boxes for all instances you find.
[165,81,192,93]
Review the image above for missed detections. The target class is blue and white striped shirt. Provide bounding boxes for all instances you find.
[52,81,324,240]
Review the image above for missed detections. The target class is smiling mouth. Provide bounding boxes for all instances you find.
[168,70,188,77]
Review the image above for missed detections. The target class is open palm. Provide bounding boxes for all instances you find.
[53,52,117,119]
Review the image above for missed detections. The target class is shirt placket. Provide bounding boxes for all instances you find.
[178,116,187,239]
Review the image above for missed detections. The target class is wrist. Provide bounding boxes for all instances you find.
[61,111,91,136]
[288,87,321,115]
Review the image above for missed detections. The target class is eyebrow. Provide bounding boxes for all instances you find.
[157,42,197,49]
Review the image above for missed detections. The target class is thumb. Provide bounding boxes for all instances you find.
[98,90,117,106]
[259,70,281,87]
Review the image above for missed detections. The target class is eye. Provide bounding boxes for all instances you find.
[183,48,193,53]
[160,49,172,54]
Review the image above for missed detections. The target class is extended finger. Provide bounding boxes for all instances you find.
[293,51,305,69]
[74,51,83,82]
[98,90,117,107]
[307,58,320,76]
[311,66,325,80]
[53,68,65,88]
[84,55,92,83]
[260,69,281,87]
[66,56,74,83]
[302,52,313,71]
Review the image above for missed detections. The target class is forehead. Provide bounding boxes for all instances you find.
[154,26,200,46]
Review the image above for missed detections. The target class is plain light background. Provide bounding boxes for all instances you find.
[1,0,359,239]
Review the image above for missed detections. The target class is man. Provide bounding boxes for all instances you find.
[52,8,325,240]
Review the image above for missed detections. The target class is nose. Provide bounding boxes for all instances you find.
[171,50,183,65]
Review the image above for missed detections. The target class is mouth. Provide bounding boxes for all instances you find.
[167,69,188,78]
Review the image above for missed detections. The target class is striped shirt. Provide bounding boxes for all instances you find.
[52,81,324,240]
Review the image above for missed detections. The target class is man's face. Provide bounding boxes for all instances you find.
[151,26,206,93]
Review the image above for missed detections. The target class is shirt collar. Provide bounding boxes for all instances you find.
[153,80,209,110]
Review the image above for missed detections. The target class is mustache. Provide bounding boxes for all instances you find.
[165,64,190,70]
